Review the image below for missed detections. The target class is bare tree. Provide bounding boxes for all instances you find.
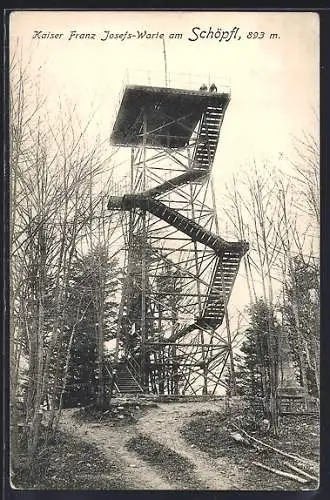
[224,135,320,428]
[291,132,320,226]
[224,164,287,434]
[275,133,320,400]
[10,49,118,469]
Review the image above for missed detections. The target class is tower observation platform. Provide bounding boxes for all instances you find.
[108,72,248,397]
[110,85,230,149]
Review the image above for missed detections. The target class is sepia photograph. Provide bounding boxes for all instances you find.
[8,10,320,491]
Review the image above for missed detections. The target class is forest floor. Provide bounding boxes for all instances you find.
[13,397,320,491]
[60,397,319,491]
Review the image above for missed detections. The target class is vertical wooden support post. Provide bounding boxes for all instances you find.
[187,147,208,395]
[141,108,148,391]
[220,261,237,396]
[130,147,134,191]
[210,178,220,235]
[114,148,136,366]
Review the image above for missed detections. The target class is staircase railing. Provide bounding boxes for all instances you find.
[126,356,144,391]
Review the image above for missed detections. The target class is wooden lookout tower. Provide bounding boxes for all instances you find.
[108,74,249,396]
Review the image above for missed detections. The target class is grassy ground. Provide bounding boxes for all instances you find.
[127,434,202,489]
[181,410,319,491]
[12,426,127,490]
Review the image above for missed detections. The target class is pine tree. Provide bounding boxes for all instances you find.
[62,246,119,408]
[235,299,281,426]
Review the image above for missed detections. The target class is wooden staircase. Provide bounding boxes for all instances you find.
[167,250,245,341]
[108,97,248,346]
[108,105,225,206]
[115,362,143,395]
[198,249,243,329]
[141,105,225,196]
[193,105,224,169]
[109,194,245,255]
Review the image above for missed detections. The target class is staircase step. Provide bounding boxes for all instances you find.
[115,362,143,394]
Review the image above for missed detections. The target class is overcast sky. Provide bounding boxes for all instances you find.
[10,10,319,169]
[10,10,319,318]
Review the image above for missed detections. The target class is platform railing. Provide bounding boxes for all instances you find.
[123,69,231,95]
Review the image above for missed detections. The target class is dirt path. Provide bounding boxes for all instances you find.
[60,409,175,490]
[137,402,245,490]
[59,400,244,490]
